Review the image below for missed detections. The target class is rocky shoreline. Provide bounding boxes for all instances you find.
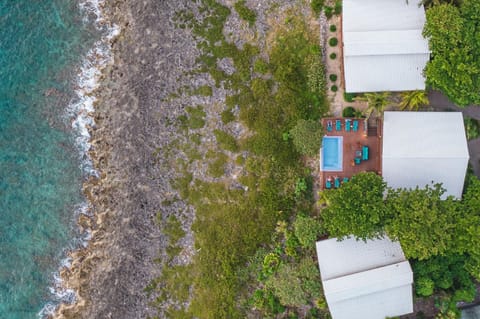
[53,0,325,317]
[53,1,203,317]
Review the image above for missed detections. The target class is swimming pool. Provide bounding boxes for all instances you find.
[321,136,343,171]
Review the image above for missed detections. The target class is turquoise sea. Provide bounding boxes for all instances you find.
[0,1,104,317]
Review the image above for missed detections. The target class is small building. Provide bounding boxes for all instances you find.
[316,236,413,319]
[342,0,430,93]
[382,112,469,199]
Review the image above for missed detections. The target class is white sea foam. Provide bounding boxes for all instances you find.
[38,1,119,317]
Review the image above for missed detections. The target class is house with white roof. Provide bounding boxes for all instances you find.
[316,236,413,319]
[382,112,470,199]
[342,0,430,93]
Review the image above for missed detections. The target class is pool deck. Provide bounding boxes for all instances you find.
[320,118,383,189]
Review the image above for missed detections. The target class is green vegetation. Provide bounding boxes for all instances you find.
[399,90,429,111]
[180,105,206,130]
[153,4,330,318]
[324,6,333,19]
[208,152,228,177]
[289,119,323,156]
[214,129,238,152]
[464,117,480,140]
[234,0,256,26]
[322,173,480,312]
[330,85,337,92]
[355,92,391,118]
[220,109,235,124]
[329,52,336,59]
[423,1,480,106]
[328,37,338,47]
[293,215,324,249]
[194,85,213,96]
[310,0,325,16]
[329,24,336,32]
[343,92,355,102]
[334,0,342,15]
[329,74,337,82]
[342,106,356,117]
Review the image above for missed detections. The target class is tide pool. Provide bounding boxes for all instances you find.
[0,1,101,317]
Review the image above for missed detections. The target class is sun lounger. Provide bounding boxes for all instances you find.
[345,119,351,132]
[336,120,342,131]
[354,157,361,165]
[334,177,340,188]
[326,180,332,189]
[353,120,359,132]
[327,121,333,132]
[343,177,349,183]
[362,146,369,160]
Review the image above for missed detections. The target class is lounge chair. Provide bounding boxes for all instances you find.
[334,177,340,188]
[353,120,359,132]
[345,119,351,132]
[326,180,332,189]
[354,157,361,165]
[343,177,349,183]
[336,120,342,131]
[327,120,333,132]
[362,146,369,160]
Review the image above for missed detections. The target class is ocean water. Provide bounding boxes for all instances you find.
[0,1,105,317]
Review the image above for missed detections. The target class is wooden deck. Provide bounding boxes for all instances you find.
[320,118,382,189]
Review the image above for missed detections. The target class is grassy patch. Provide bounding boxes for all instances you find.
[214,129,239,152]
[234,0,256,26]
[464,117,480,140]
[193,85,213,96]
[185,105,206,129]
[208,152,228,177]
[221,109,236,124]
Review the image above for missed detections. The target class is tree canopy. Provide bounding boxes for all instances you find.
[423,1,480,106]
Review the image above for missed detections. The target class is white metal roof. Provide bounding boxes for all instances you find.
[343,0,430,92]
[382,112,469,199]
[316,236,406,280]
[316,236,413,319]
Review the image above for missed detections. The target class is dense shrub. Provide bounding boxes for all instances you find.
[329,52,336,59]
[329,24,336,32]
[329,74,337,82]
[254,59,269,74]
[334,0,342,14]
[289,119,323,156]
[324,6,333,19]
[311,0,325,16]
[234,0,256,26]
[342,106,356,117]
[328,37,338,46]
[293,215,323,248]
[343,92,355,102]
[464,117,480,140]
[331,85,338,92]
[416,277,435,297]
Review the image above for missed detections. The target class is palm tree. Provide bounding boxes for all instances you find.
[355,92,391,118]
[399,90,429,111]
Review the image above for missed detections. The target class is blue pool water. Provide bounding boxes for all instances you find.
[321,136,343,171]
[0,1,103,317]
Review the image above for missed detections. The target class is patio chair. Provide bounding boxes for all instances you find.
[354,157,361,165]
[345,119,351,132]
[336,120,342,131]
[343,177,349,183]
[326,180,332,189]
[362,146,369,161]
[334,177,340,188]
[353,120,359,132]
[327,120,333,132]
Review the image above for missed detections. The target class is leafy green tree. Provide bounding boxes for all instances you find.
[423,2,480,106]
[385,184,458,260]
[289,119,323,156]
[355,92,391,118]
[321,172,388,240]
[399,90,429,111]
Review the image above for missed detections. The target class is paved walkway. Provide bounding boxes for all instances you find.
[428,90,480,178]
